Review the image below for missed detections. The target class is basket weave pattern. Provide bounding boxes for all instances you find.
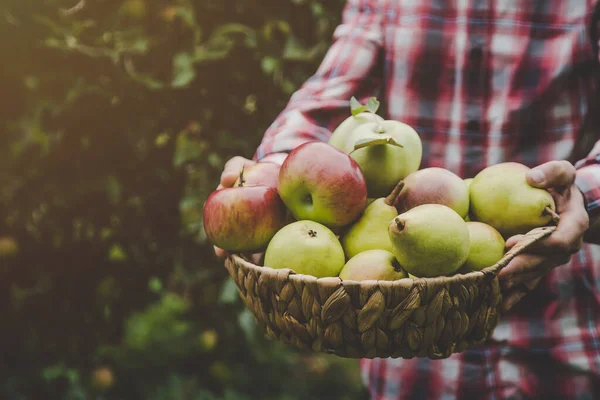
[224,226,555,359]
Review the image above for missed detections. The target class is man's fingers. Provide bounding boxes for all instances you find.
[505,234,525,249]
[502,288,529,313]
[498,253,546,289]
[526,160,576,190]
[214,246,228,259]
[523,193,588,255]
[220,156,255,188]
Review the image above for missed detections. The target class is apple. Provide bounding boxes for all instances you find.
[203,184,287,253]
[330,97,422,198]
[263,220,346,278]
[347,120,423,198]
[233,161,280,190]
[329,112,384,150]
[277,141,368,229]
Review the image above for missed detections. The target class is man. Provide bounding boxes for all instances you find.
[217,1,600,398]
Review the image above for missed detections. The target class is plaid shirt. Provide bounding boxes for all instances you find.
[254,0,600,399]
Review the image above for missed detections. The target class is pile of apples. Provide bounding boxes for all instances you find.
[203,97,558,282]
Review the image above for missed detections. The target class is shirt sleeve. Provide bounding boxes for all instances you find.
[575,143,600,219]
[574,4,600,218]
[253,0,384,161]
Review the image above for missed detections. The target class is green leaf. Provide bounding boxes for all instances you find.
[350,96,366,116]
[148,277,163,294]
[172,52,196,88]
[173,132,205,167]
[282,36,326,62]
[352,136,404,151]
[238,307,256,342]
[194,23,256,62]
[261,56,278,74]
[106,175,121,204]
[218,277,239,304]
[262,20,291,40]
[366,97,380,113]
[155,133,170,148]
[212,23,256,40]
[109,244,127,261]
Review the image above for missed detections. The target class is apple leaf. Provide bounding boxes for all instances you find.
[352,136,403,151]
[350,96,367,117]
[366,97,380,113]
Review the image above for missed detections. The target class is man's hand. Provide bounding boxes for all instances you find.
[498,160,589,312]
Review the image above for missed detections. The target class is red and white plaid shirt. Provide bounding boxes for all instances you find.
[254,1,600,398]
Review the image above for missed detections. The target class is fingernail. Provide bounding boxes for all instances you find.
[528,169,546,184]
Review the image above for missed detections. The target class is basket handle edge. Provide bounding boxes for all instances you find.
[486,225,557,276]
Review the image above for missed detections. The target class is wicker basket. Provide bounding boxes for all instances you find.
[223,225,556,360]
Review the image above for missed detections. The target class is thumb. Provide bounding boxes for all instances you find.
[526,160,576,190]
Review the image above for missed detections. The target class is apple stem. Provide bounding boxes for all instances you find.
[544,206,560,224]
[395,218,405,231]
[384,181,405,206]
[237,166,245,187]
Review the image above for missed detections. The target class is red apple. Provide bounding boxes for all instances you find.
[203,185,287,253]
[233,161,280,189]
[277,141,367,229]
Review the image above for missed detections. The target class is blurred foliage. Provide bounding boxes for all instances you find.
[0,0,369,399]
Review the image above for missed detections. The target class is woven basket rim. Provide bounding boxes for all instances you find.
[228,225,556,288]
[230,253,490,288]
[228,226,556,289]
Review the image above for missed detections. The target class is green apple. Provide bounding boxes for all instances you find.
[330,97,422,198]
[348,120,423,198]
[264,220,346,278]
[329,112,384,150]
[339,249,408,281]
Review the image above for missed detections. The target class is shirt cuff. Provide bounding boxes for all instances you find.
[575,165,600,216]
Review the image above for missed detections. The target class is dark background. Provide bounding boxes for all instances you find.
[0,0,370,398]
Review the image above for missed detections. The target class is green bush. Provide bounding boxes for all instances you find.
[0,0,369,398]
